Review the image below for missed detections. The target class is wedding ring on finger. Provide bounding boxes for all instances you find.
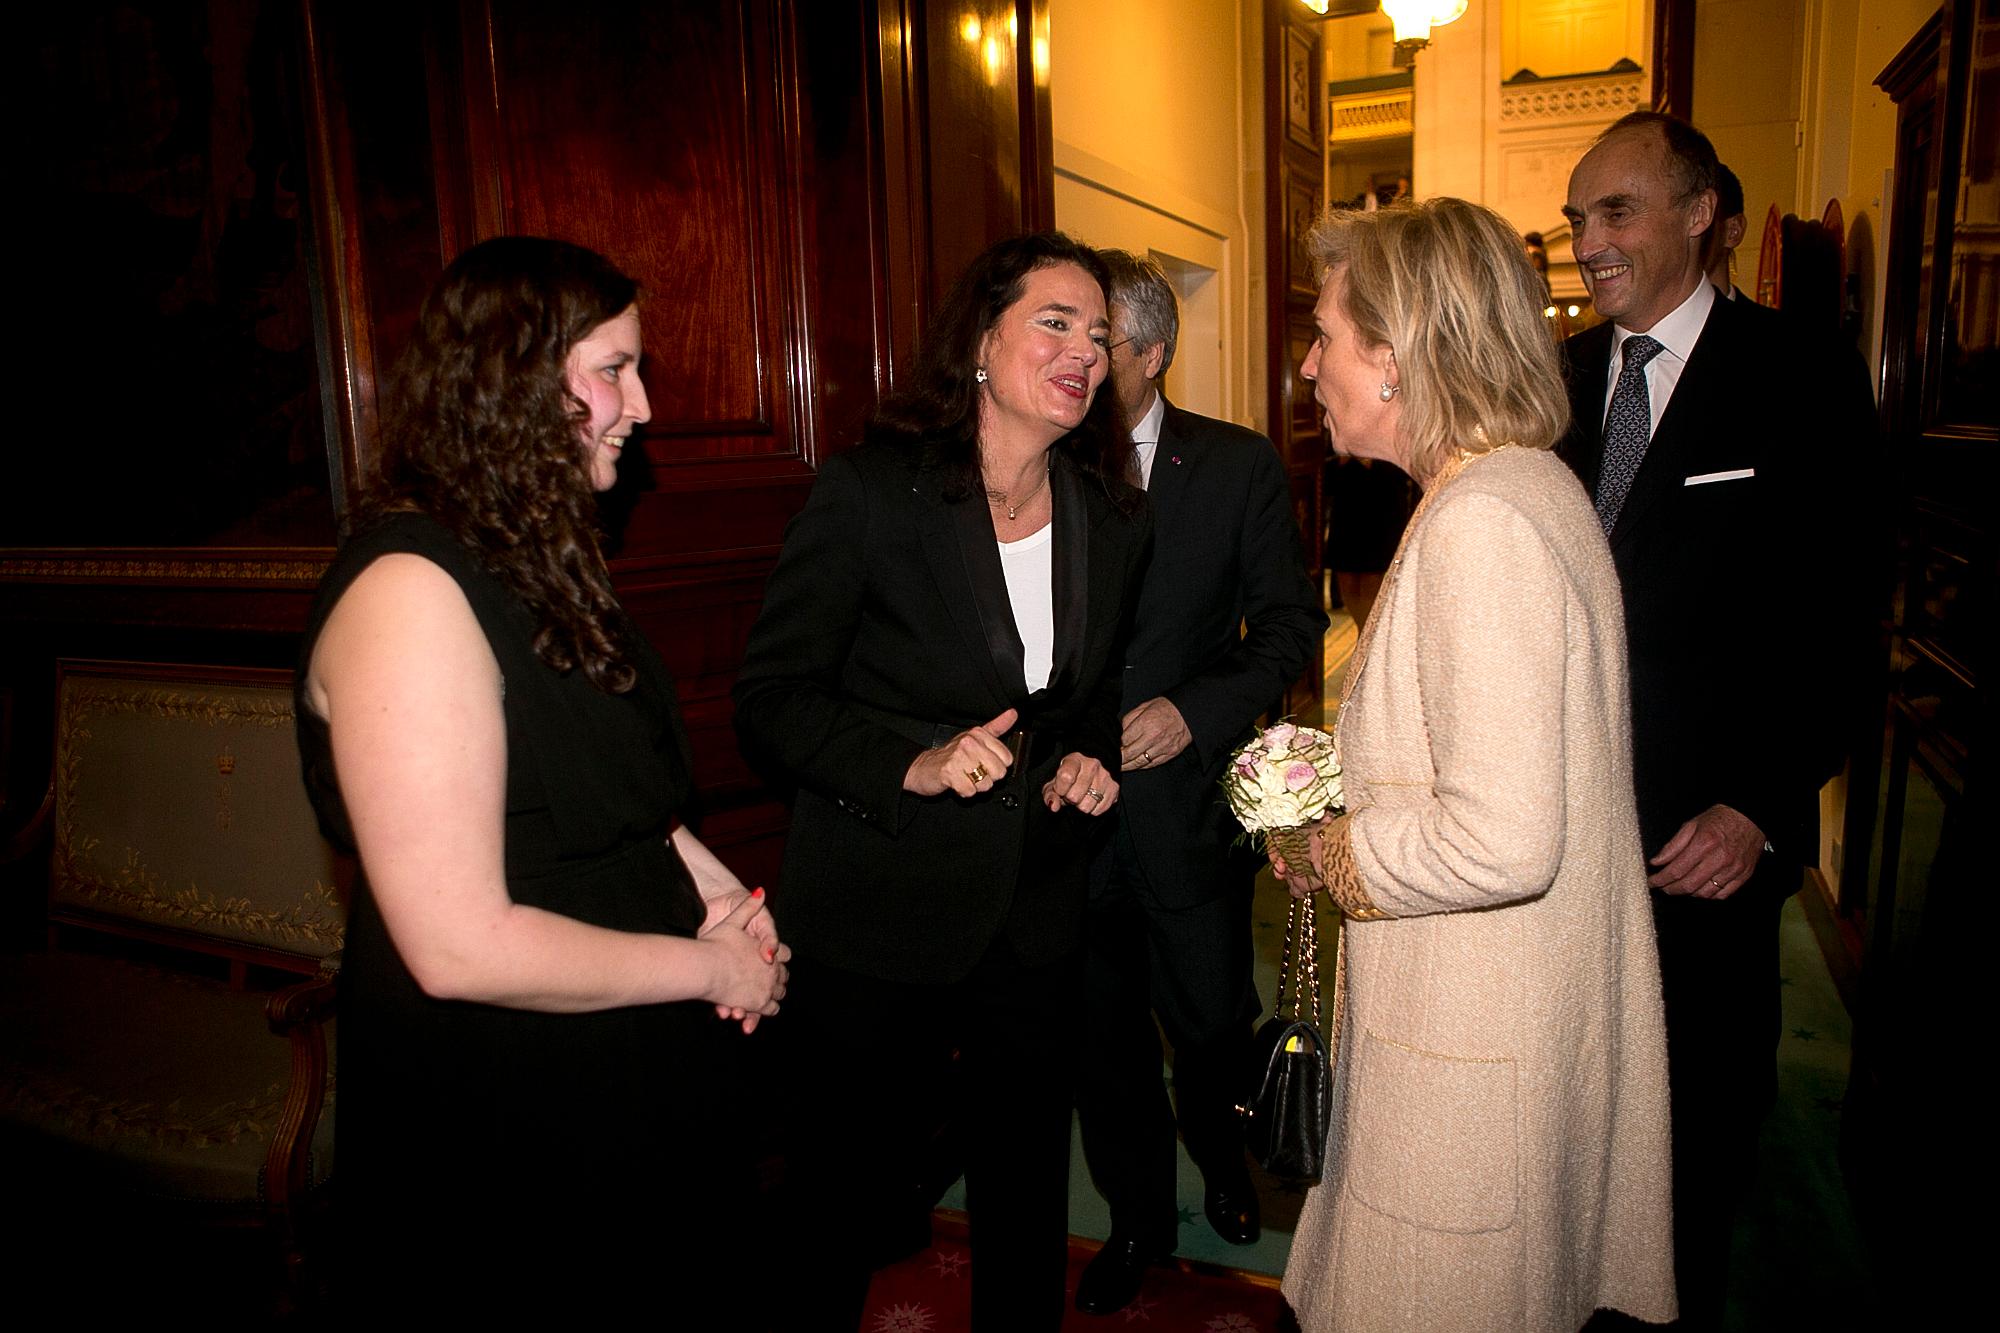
[1085,787,1104,801]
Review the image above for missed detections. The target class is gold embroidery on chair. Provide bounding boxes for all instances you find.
[52,682,346,950]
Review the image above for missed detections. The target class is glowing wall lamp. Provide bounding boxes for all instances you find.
[1376,0,1467,59]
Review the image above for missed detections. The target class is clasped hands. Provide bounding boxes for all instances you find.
[699,888,790,1033]
[902,706,1119,814]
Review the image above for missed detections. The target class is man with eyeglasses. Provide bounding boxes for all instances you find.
[1074,250,1325,1317]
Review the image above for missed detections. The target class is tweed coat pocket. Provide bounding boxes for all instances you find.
[1347,1031,1518,1234]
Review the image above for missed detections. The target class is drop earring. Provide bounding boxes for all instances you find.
[975,368,989,384]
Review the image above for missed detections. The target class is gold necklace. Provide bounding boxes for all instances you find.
[985,459,1050,520]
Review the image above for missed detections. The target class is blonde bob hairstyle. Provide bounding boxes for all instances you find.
[1305,197,1568,480]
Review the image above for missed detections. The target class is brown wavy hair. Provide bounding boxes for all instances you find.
[367,236,640,693]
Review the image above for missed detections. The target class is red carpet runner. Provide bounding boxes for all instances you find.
[862,1214,1294,1332]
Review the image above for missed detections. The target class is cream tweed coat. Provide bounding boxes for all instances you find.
[1283,447,1677,1332]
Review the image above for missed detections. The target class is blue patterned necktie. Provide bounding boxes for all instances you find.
[1594,334,1665,533]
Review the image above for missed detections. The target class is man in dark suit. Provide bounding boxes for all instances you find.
[1558,112,1875,1329]
[1705,162,1749,300]
[1074,251,1326,1316]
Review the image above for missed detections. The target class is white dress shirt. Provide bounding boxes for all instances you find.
[1130,391,1165,490]
[1602,277,1715,438]
[997,522,1055,692]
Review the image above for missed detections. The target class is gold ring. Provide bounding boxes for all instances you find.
[967,764,988,783]
[1086,787,1104,800]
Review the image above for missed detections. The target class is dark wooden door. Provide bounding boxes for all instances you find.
[0,0,1056,892]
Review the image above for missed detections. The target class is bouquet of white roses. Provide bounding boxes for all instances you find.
[1220,721,1344,872]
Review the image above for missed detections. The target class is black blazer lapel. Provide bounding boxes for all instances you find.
[1147,406,1196,530]
[917,481,1028,707]
[1045,457,1092,699]
[1607,297,1730,550]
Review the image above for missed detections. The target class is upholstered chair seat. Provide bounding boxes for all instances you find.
[0,950,336,1203]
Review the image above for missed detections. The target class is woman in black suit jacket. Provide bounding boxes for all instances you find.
[735,233,1150,1330]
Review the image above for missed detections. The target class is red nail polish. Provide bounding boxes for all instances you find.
[750,887,765,899]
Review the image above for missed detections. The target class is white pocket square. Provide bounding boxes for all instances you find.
[1684,468,1755,486]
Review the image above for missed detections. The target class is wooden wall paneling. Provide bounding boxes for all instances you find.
[455,1,812,853]
[1018,2,1056,234]
[924,2,1020,295]
[1650,0,1696,119]
[1874,12,1943,470]
[920,1,1055,301]
[479,0,784,450]
[456,0,509,242]
[312,0,457,500]
[299,0,370,521]
[445,1,925,869]
[1266,0,1329,724]
[299,0,453,514]
[801,0,907,450]
[1840,5,1994,1311]
[1,0,381,853]
[4,0,339,558]
[873,0,930,394]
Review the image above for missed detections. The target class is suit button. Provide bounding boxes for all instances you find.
[1000,794,1019,810]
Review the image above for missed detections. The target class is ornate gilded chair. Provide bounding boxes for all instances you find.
[0,661,344,1294]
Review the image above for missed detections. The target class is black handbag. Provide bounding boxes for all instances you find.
[1242,893,1334,1182]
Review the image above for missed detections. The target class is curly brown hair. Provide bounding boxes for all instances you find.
[368,236,640,693]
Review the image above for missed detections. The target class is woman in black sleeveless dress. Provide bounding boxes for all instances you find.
[296,239,787,1315]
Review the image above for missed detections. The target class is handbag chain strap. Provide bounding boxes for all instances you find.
[1276,891,1348,1071]
[1275,894,1323,1024]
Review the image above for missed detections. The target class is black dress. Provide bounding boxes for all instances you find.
[297,512,744,1312]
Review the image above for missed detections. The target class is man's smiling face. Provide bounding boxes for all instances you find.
[1563,127,1715,333]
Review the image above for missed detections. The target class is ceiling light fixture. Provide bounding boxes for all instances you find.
[1376,0,1467,59]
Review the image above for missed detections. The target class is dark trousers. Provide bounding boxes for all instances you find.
[1652,878,1791,1331]
[775,937,1080,1332]
[1076,818,1261,1252]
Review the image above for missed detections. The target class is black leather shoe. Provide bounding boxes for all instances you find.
[1075,1237,1163,1315]
[1203,1167,1262,1245]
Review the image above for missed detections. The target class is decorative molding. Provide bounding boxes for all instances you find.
[1500,142,1598,213]
[1285,25,1320,151]
[0,552,330,585]
[1329,89,1414,143]
[1499,71,1646,127]
[70,685,295,730]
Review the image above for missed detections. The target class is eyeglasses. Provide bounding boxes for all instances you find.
[1106,336,1137,355]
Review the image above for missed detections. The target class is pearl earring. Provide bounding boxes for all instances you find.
[1379,380,1399,401]
[975,368,989,384]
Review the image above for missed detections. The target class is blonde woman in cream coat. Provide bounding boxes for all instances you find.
[1273,198,1677,1332]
